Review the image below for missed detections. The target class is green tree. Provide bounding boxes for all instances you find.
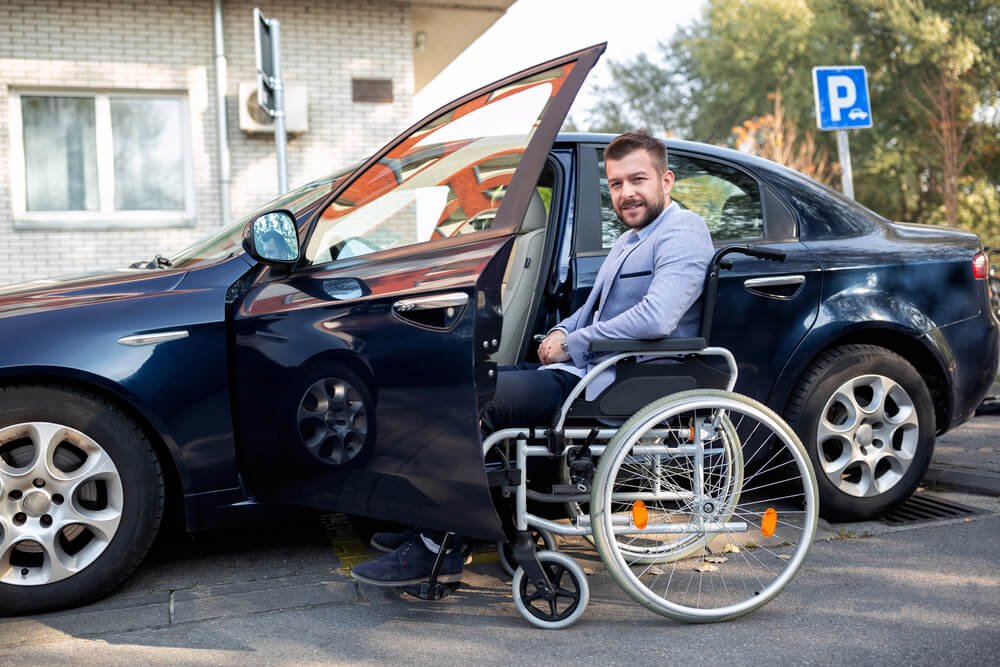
[586,0,1000,237]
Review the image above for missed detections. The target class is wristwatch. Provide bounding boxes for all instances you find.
[559,333,569,353]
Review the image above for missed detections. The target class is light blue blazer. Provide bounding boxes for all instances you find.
[546,202,714,399]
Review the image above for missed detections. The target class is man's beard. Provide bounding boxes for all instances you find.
[616,191,666,229]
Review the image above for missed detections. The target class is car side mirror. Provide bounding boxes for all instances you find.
[243,211,300,265]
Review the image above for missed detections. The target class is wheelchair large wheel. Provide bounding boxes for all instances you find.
[591,390,818,623]
[562,417,743,564]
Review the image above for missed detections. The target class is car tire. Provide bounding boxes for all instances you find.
[784,345,934,521]
[0,385,164,616]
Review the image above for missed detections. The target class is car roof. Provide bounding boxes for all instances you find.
[556,132,892,228]
[555,132,802,178]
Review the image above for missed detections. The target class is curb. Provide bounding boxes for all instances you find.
[923,465,1000,497]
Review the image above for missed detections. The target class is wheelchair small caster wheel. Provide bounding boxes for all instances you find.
[512,551,589,629]
[498,527,556,578]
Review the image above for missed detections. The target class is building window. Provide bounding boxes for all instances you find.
[10,92,193,228]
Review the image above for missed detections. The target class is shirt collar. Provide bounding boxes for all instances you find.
[627,201,677,244]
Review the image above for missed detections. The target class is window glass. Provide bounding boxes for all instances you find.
[306,64,575,265]
[21,96,98,211]
[16,93,189,220]
[111,97,185,210]
[598,151,763,248]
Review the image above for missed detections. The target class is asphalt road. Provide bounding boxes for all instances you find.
[3,428,1000,664]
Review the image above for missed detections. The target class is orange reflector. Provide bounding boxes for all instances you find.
[761,507,777,537]
[688,425,695,442]
[632,500,648,530]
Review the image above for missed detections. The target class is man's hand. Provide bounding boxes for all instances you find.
[538,330,571,365]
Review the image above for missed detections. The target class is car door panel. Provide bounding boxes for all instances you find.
[228,45,606,541]
[709,245,821,401]
[231,235,510,539]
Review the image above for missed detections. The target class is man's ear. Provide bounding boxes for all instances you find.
[661,169,675,194]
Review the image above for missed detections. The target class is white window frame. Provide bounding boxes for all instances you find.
[8,89,196,230]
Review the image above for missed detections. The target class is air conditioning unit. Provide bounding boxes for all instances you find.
[238,82,308,134]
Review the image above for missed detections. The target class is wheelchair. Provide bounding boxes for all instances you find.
[413,245,820,629]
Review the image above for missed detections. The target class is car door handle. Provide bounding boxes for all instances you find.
[392,292,469,312]
[743,275,806,300]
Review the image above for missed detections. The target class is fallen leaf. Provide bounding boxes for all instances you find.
[704,556,728,564]
[777,554,791,560]
[722,543,741,554]
[648,566,667,576]
[694,562,719,573]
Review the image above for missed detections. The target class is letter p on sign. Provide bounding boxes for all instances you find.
[813,66,873,131]
[827,75,856,121]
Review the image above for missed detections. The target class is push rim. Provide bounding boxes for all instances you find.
[593,391,818,622]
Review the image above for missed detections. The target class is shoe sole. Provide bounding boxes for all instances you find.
[351,570,463,587]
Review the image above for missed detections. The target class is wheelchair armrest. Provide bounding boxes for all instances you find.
[588,337,708,354]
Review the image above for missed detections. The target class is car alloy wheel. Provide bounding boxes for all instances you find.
[0,385,163,616]
[816,373,919,498]
[0,422,124,587]
[296,371,372,466]
[785,345,934,521]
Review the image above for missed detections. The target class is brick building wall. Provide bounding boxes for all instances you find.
[0,0,414,285]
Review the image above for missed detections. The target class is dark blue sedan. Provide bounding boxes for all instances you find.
[0,44,996,615]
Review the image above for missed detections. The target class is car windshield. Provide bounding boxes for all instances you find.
[165,164,359,269]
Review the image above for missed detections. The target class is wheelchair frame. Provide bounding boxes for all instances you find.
[415,246,820,629]
[483,344,819,627]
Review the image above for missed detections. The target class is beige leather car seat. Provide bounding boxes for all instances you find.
[494,190,548,365]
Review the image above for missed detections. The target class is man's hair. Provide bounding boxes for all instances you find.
[605,130,668,175]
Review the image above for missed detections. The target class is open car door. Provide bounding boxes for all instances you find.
[230,45,605,540]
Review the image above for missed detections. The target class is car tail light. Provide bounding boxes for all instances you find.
[973,251,989,279]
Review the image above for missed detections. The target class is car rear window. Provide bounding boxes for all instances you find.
[598,152,764,248]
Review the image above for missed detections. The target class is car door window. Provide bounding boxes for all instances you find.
[598,152,764,247]
[305,64,577,266]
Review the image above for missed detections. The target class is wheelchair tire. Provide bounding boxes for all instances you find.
[591,389,818,623]
[512,550,589,629]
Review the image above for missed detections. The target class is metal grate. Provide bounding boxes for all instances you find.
[880,493,985,525]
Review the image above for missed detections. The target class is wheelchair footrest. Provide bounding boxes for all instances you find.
[402,581,460,601]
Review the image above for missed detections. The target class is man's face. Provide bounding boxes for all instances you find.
[606,148,674,230]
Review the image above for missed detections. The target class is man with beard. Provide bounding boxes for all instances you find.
[351,130,715,588]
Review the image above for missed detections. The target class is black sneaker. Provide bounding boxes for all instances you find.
[351,537,464,587]
[370,527,420,553]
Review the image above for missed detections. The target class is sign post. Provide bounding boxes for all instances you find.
[812,66,873,200]
[254,8,288,194]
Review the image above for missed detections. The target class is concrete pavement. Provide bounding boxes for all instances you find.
[1,507,998,664]
[2,410,999,663]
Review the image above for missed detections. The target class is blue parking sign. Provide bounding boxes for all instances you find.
[812,66,873,130]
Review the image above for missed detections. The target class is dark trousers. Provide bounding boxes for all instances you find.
[424,363,578,546]
[481,362,580,432]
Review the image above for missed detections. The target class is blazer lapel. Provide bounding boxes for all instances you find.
[597,234,647,319]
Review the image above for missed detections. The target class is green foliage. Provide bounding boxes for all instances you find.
[585,0,1000,241]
